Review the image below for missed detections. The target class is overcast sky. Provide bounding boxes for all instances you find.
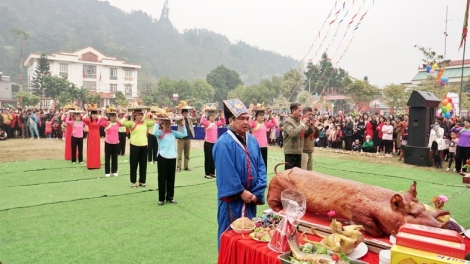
[103,0,467,87]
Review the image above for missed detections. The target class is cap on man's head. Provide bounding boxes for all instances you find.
[223,98,248,125]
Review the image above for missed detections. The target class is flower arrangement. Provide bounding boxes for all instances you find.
[462,159,470,172]
[252,211,281,228]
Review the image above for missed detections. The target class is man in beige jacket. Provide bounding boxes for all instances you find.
[176,108,199,171]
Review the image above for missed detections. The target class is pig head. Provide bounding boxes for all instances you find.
[267,168,449,237]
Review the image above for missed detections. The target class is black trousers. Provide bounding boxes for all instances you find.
[448,152,455,169]
[455,146,470,172]
[3,124,12,139]
[344,136,353,151]
[147,134,158,162]
[157,155,176,202]
[118,132,127,155]
[260,147,268,172]
[129,144,148,183]
[100,126,105,138]
[105,142,119,174]
[204,141,215,175]
[285,154,301,170]
[362,147,375,153]
[71,136,83,163]
[383,139,393,154]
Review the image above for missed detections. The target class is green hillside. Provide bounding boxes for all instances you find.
[0,0,298,85]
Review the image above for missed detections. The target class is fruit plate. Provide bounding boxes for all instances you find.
[249,231,270,242]
[250,235,270,243]
[278,251,368,264]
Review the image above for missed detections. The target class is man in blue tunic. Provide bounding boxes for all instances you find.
[213,98,268,250]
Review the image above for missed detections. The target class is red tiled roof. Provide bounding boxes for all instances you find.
[448,59,470,66]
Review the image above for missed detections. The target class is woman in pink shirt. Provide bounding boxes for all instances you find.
[98,108,121,177]
[200,110,225,179]
[249,110,276,171]
[66,111,85,164]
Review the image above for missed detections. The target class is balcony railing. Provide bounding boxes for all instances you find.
[110,76,117,80]
[59,72,68,77]
[124,77,133,81]
[84,74,96,79]
[125,92,132,97]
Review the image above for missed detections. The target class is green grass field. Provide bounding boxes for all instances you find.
[0,148,469,264]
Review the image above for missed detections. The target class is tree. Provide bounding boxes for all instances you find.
[343,79,380,111]
[155,77,177,106]
[86,93,101,106]
[227,84,272,106]
[414,45,444,64]
[462,78,470,93]
[30,53,50,108]
[140,80,158,106]
[382,84,410,112]
[43,76,70,108]
[206,65,243,103]
[304,52,349,96]
[10,28,29,86]
[114,91,129,107]
[138,73,159,106]
[296,91,311,106]
[191,79,215,103]
[281,69,303,101]
[14,91,40,107]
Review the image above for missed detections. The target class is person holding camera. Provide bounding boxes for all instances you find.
[301,107,320,171]
[283,103,309,170]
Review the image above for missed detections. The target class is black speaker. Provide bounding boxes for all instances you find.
[407,107,435,147]
[403,145,431,166]
[407,90,440,107]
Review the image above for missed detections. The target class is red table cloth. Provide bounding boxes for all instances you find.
[218,230,470,264]
[218,231,378,264]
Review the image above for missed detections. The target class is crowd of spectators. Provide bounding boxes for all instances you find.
[2,104,466,173]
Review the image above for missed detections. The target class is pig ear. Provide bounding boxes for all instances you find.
[407,181,417,198]
[390,194,404,212]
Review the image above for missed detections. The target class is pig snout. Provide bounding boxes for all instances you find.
[404,204,447,228]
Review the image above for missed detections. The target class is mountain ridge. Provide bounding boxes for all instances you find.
[0,0,298,85]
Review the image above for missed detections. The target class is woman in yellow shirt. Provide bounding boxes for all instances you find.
[121,109,155,188]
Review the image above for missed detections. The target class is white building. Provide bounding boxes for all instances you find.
[24,47,141,108]
[407,59,470,89]
[0,72,17,108]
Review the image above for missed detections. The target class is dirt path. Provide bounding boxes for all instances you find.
[0,138,206,162]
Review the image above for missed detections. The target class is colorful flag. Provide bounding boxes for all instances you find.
[459,0,470,50]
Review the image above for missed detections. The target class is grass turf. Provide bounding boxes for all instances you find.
[0,148,469,263]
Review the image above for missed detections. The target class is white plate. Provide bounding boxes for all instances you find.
[464,229,470,238]
[347,242,368,259]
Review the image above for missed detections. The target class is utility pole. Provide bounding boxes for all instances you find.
[444,3,452,59]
